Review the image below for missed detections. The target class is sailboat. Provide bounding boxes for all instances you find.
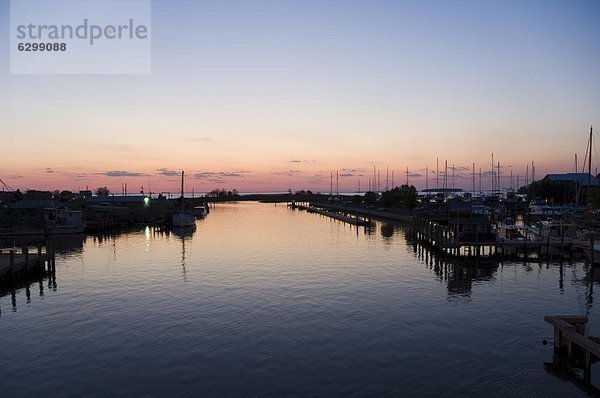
[172,171,196,228]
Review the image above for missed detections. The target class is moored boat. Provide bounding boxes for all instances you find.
[527,221,584,245]
[172,171,196,228]
[0,207,85,236]
[497,224,530,243]
[193,205,209,218]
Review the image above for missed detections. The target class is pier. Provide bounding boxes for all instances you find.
[545,315,600,385]
[289,201,371,226]
[310,202,414,223]
[0,246,56,288]
[307,206,370,226]
[414,216,590,258]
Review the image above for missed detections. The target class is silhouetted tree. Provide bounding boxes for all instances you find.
[95,187,110,196]
[398,184,418,210]
[379,185,417,209]
[24,190,53,200]
[363,191,377,205]
[59,190,74,201]
[380,188,400,207]
[207,188,240,198]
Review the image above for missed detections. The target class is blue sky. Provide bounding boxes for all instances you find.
[1,0,599,192]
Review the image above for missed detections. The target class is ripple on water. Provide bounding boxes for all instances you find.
[0,202,593,397]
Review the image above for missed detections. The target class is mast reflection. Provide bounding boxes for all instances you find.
[171,225,197,282]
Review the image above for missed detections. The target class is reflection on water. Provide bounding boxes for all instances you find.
[172,225,197,282]
[0,256,57,315]
[0,202,599,397]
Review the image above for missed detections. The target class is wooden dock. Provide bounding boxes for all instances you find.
[309,202,413,223]
[545,315,600,384]
[414,216,587,258]
[0,247,56,287]
[289,202,371,226]
[307,206,370,226]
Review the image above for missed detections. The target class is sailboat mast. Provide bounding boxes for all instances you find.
[330,172,333,196]
[589,126,593,206]
[472,163,475,193]
[491,153,494,192]
[180,171,185,208]
[436,158,439,191]
[386,165,389,190]
[444,160,448,190]
[498,161,500,192]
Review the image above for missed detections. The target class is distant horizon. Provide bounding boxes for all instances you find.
[4,167,598,197]
[3,140,598,193]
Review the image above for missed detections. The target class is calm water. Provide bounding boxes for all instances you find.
[1,202,598,397]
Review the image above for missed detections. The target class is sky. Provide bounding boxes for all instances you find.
[1,0,600,194]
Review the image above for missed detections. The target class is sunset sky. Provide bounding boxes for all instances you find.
[1,0,599,194]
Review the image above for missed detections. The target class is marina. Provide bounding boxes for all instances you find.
[2,1,600,396]
[1,202,600,397]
